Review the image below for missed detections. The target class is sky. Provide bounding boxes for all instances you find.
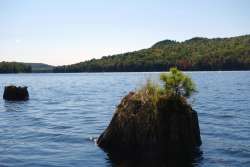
[0,0,250,65]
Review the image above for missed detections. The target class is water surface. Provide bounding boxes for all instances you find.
[0,72,249,167]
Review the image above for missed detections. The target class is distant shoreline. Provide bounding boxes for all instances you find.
[2,34,250,74]
[53,35,250,73]
[1,69,250,74]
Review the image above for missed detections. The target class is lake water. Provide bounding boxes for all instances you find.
[0,72,249,167]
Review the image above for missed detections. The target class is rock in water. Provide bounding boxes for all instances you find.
[97,92,202,162]
[3,86,29,101]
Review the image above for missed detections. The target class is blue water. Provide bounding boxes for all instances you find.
[0,72,249,167]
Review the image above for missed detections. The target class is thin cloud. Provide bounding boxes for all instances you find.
[15,39,21,44]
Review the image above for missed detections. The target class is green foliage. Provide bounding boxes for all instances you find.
[54,35,250,72]
[126,68,196,116]
[160,67,196,97]
[135,80,164,110]
[26,63,54,73]
[133,68,196,113]
[0,62,31,73]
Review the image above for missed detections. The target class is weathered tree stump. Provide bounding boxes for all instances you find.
[97,92,202,162]
[3,86,29,101]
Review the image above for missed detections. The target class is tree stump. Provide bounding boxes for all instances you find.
[97,92,202,162]
[3,86,29,101]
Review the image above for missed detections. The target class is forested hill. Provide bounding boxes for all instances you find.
[0,62,31,73]
[53,35,250,72]
[25,63,54,73]
[0,62,53,73]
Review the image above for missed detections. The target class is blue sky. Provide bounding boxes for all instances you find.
[0,0,249,65]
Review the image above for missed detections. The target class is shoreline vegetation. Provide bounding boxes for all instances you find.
[1,34,250,73]
[97,68,202,165]
[0,62,31,73]
[54,34,250,72]
[0,62,54,73]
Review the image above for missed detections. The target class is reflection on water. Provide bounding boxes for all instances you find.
[105,148,203,167]
[4,100,30,112]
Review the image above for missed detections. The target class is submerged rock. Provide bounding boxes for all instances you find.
[3,85,29,101]
[97,92,202,162]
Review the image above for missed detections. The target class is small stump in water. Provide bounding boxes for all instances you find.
[3,85,29,101]
[97,92,202,163]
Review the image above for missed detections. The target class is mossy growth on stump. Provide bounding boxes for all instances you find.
[97,68,202,162]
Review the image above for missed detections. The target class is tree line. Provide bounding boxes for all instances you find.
[0,62,31,73]
[53,35,250,72]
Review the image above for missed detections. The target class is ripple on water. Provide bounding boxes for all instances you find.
[0,72,249,167]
